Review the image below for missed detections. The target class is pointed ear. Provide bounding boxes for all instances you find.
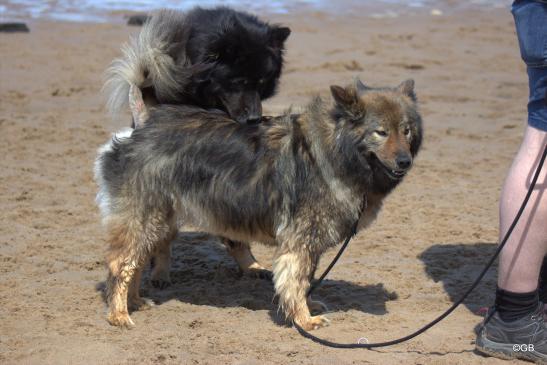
[270,26,291,48]
[330,85,364,121]
[397,79,416,101]
[355,78,369,93]
[330,85,358,107]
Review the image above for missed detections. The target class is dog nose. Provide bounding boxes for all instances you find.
[396,154,412,170]
[246,106,262,124]
[247,116,261,124]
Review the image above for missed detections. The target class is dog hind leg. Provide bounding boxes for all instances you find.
[128,264,154,311]
[105,210,175,328]
[105,220,141,328]
[222,238,272,280]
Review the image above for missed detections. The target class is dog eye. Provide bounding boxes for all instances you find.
[374,130,388,137]
[258,78,265,85]
[404,127,411,136]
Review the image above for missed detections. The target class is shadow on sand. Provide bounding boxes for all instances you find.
[418,242,498,315]
[96,231,398,326]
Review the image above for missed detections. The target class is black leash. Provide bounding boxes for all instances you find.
[295,144,547,348]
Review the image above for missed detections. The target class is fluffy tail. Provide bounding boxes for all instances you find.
[103,9,190,118]
[94,128,133,221]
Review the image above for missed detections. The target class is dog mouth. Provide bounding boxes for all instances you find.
[373,157,407,180]
[364,152,409,181]
[381,164,407,180]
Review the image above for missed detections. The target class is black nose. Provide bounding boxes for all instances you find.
[396,154,412,170]
[246,107,262,124]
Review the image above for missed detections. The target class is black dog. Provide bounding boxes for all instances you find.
[104,7,291,124]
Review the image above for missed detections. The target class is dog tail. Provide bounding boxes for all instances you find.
[103,9,190,118]
[129,84,149,128]
[93,128,133,221]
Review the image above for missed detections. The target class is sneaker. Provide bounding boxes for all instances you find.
[476,303,547,364]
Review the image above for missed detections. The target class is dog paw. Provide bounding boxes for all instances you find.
[295,315,330,331]
[107,312,135,329]
[307,298,328,314]
[128,297,154,312]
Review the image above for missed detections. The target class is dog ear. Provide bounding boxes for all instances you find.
[354,78,369,93]
[330,85,358,107]
[270,26,291,48]
[396,79,416,101]
[330,85,364,121]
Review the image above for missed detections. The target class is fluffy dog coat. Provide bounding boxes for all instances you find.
[95,79,422,330]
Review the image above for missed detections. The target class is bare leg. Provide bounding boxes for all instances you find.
[222,239,271,279]
[498,126,547,292]
[272,242,330,331]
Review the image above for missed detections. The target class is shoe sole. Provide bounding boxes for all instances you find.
[476,337,547,364]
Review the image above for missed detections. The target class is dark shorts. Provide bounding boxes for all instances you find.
[512,0,547,131]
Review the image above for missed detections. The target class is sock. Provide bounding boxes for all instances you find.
[539,256,547,303]
[495,287,539,322]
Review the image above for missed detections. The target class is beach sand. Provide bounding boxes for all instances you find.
[0,6,531,364]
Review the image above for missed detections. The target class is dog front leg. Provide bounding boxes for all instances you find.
[272,244,330,330]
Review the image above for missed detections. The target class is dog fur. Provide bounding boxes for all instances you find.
[94,79,422,330]
[103,7,290,124]
[105,7,290,286]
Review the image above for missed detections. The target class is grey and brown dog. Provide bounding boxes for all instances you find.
[94,78,422,330]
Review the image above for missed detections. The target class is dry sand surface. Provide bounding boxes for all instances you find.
[0,6,533,364]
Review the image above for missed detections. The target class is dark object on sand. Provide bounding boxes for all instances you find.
[0,22,30,33]
[127,14,150,26]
